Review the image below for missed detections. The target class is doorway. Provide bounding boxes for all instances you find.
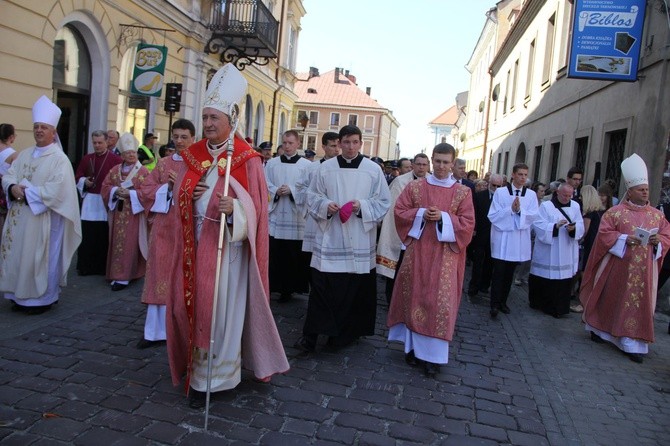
[56,90,89,169]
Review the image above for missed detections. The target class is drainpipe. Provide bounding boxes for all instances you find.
[270,0,288,144]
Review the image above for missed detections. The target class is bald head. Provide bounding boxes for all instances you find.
[557,183,574,204]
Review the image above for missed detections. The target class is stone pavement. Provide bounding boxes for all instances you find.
[0,267,669,445]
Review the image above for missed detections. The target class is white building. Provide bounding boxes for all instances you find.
[465,0,670,202]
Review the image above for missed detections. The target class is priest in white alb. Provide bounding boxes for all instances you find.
[0,96,82,314]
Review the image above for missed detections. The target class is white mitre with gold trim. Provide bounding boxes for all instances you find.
[119,132,139,153]
[203,63,247,119]
[32,95,61,127]
[621,153,648,189]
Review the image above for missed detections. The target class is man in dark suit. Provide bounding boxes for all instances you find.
[452,158,476,191]
[468,173,504,297]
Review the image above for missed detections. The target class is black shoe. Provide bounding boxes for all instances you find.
[424,361,440,377]
[627,353,644,364]
[136,339,165,349]
[24,304,52,315]
[590,331,604,343]
[405,350,420,366]
[278,293,292,303]
[189,390,206,409]
[294,335,317,353]
[326,335,358,350]
[490,308,499,319]
[500,304,511,314]
[111,283,127,292]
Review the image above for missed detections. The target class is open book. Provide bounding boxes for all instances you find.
[634,227,658,246]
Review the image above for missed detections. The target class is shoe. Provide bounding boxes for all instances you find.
[294,335,316,353]
[590,331,604,343]
[500,304,511,314]
[188,390,206,409]
[424,362,440,377]
[326,335,358,350]
[490,308,499,319]
[570,304,584,313]
[278,293,292,303]
[136,339,165,349]
[627,353,644,364]
[26,305,52,315]
[405,350,420,366]
[111,283,127,292]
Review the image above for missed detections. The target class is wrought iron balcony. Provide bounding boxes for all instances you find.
[205,0,279,70]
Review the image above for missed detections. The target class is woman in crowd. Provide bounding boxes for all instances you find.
[571,185,606,312]
[0,123,18,242]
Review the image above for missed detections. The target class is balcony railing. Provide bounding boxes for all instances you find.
[205,0,279,70]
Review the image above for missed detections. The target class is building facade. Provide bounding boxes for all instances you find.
[0,0,304,167]
[293,67,399,160]
[463,0,670,202]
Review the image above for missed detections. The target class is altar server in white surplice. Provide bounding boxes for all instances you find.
[0,96,82,314]
[529,183,584,318]
[295,125,390,353]
[488,163,539,318]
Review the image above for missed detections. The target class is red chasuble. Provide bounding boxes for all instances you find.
[580,200,670,343]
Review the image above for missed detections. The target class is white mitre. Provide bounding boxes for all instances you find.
[203,63,247,120]
[621,153,648,189]
[32,95,61,127]
[119,132,139,153]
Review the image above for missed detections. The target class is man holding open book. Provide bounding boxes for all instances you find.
[580,154,670,363]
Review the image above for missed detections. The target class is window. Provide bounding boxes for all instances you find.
[542,14,556,85]
[307,135,316,151]
[503,70,510,114]
[287,25,297,71]
[496,152,502,173]
[364,115,374,133]
[330,112,340,127]
[575,137,588,172]
[348,114,358,126]
[605,130,627,192]
[308,111,318,128]
[533,145,542,182]
[549,142,560,181]
[525,39,535,100]
[503,151,510,175]
[511,59,519,110]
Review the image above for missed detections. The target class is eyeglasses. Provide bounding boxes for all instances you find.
[490,183,503,188]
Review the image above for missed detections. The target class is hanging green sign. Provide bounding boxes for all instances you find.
[130,43,167,97]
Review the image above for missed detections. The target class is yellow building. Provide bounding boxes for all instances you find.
[0,0,305,167]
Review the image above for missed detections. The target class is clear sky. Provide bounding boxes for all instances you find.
[295,0,495,158]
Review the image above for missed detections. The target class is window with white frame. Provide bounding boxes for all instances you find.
[330,112,340,127]
[542,13,556,85]
[309,111,318,128]
[348,114,358,126]
[364,115,374,133]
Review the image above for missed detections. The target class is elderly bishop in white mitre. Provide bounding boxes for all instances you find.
[0,95,82,314]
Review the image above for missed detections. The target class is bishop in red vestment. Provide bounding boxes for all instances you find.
[580,154,670,363]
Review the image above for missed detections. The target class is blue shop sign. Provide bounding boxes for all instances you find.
[568,0,647,82]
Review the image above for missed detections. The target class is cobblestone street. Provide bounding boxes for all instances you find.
[0,268,669,445]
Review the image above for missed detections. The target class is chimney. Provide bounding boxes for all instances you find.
[345,69,349,77]
[308,66,319,79]
[366,87,371,96]
[335,67,340,83]
[347,74,357,84]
